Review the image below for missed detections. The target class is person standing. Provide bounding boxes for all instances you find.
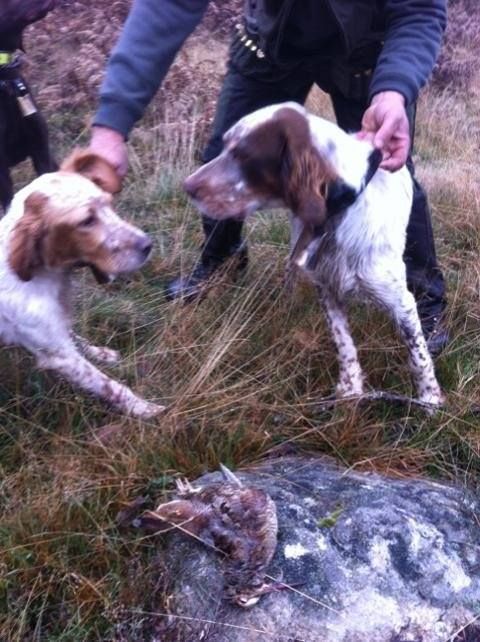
[90,0,449,356]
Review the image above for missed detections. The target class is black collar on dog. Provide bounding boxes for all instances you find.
[364,148,383,186]
[326,147,383,215]
[0,52,16,65]
[0,56,21,81]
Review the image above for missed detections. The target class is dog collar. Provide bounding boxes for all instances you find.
[0,52,15,65]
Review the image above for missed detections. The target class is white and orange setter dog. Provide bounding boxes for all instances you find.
[0,151,164,418]
[184,102,443,407]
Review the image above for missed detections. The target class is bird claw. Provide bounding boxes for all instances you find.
[175,477,201,496]
[228,579,301,608]
[175,465,244,496]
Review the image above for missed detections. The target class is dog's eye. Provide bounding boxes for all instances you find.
[80,215,96,227]
[80,210,97,227]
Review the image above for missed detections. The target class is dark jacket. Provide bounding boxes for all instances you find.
[94,0,446,139]
[244,0,446,105]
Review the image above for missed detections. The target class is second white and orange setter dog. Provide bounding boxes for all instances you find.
[0,150,164,417]
[184,102,443,408]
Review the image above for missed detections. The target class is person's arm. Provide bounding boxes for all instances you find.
[93,0,210,140]
[359,0,446,171]
[368,0,447,107]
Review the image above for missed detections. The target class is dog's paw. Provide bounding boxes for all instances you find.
[418,389,445,413]
[95,347,121,364]
[335,382,364,399]
[129,399,166,419]
[418,380,445,405]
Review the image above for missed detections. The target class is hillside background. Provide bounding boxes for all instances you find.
[1,1,480,640]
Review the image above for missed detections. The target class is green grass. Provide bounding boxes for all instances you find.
[1,78,480,639]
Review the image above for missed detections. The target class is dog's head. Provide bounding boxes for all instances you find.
[8,150,152,282]
[3,0,58,31]
[183,103,382,228]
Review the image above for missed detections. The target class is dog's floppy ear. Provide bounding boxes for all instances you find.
[9,192,48,281]
[284,146,331,226]
[277,107,334,227]
[61,149,121,194]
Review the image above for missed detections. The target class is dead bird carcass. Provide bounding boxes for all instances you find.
[138,464,279,607]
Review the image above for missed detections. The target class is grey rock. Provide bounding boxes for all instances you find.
[153,456,480,642]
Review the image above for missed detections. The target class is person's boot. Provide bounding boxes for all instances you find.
[414,289,450,358]
[165,216,247,302]
[420,307,450,359]
[165,245,248,302]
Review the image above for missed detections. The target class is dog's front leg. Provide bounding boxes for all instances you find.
[318,289,364,398]
[0,163,14,213]
[36,349,165,418]
[73,334,121,364]
[26,111,58,175]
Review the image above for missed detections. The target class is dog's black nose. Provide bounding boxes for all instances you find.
[137,235,152,258]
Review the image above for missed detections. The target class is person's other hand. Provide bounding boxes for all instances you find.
[358,91,410,172]
[89,126,129,179]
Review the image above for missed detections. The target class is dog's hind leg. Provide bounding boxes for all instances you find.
[366,264,444,407]
[318,289,364,398]
[395,295,444,406]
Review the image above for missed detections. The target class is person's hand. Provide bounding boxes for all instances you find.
[358,91,410,172]
[89,126,129,179]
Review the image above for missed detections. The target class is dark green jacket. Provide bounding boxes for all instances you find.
[94,0,446,138]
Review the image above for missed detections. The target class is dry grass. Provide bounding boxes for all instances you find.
[23,0,237,150]
[433,0,480,92]
[1,2,480,640]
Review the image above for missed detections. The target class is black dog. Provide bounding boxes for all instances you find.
[0,0,58,213]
